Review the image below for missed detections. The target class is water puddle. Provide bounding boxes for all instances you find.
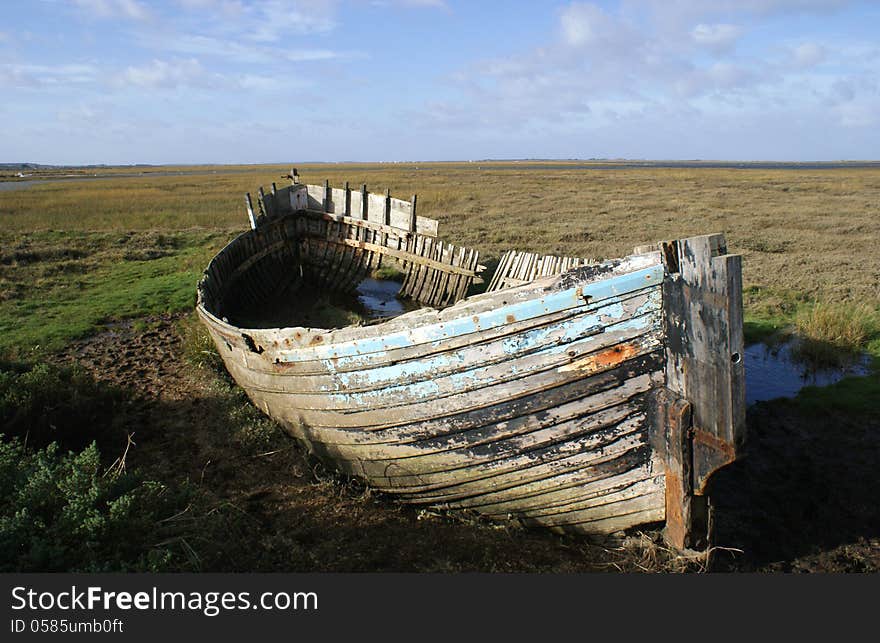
[745,340,872,405]
[355,278,418,320]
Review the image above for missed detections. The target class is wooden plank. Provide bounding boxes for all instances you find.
[416,216,439,237]
[330,187,348,215]
[487,251,510,292]
[245,193,256,229]
[289,186,309,211]
[231,327,664,418]
[367,191,386,224]
[282,350,662,452]
[306,184,324,210]
[658,233,745,548]
[251,257,663,363]
[388,196,413,230]
[361,407,651,489]
[662,234,744,495]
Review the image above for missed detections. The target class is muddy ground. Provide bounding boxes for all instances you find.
[57,314,879,572]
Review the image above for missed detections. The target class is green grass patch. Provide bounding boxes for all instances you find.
[741,285,806,344]
[370,265,406,282]
[743,285,880,358]
[794,302,879,366]
[0,231,225,356]
[788,372,880,416]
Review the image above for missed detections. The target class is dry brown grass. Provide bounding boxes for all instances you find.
[3,163,877,307]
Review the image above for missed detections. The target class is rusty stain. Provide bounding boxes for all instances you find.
[692,428,736,460]
[664,470,687,548]
[309,335,324,345]
[506,314,516,323]
[558,343,639,373]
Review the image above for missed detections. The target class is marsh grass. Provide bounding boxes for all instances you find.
[1,162,879,571]
[794,302,879,367]
[1,162,878,373]
[0,230,225,357]
[370,265,406,282]
[4,163,878,304]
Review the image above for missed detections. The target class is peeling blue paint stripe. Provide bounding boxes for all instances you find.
[323,320,659,408]
[326,290,661,389]
[276,264,664,364]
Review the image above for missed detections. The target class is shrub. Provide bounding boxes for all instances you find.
[0,438,188,571]
[0,361,127,452]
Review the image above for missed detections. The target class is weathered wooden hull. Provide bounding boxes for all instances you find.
[197,180,745,546]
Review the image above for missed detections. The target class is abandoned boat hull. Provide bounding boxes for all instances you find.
[197,180,745,545]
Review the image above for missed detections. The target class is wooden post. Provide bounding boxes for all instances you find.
[659,233,745,550]
[245,193,256,229]
[344,181,351,217]
[360,184,368,219]
[257,186,267,219]
[323,179,331,213]
[409,194,418,233]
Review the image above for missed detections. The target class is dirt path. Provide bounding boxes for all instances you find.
[56,315,879,572]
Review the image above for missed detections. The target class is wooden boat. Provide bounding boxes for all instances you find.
[196,176,746,548]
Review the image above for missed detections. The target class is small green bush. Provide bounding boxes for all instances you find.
[0,438,188,572]
[0,361,127,452]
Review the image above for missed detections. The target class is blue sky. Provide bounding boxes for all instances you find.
[1,0,878,163]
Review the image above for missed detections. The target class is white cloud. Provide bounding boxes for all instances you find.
[836,100,879,128]
[628,0,851,20]
[370,0,448,8]
[0,63,99,88]
[416,0,872,143]
[691,23,742,52]
[238,0,338,41]
[57,102,108,127]
[117,58,209,89]
[134,30,353,66]
[282,49,340,62]
[73,0,151,21]
[559,3,634,49]
[113,57,304,92]
[792,42,826,67]
[175,0,245,11]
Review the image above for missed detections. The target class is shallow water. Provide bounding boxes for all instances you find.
[4,161,879,192]
[355,278,414,319]
[744,340,871,405]
[0,168,262,191]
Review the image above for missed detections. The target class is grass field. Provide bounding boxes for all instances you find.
[1,162,878,572]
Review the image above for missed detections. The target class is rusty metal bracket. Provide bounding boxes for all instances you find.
[652,389,709,550]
